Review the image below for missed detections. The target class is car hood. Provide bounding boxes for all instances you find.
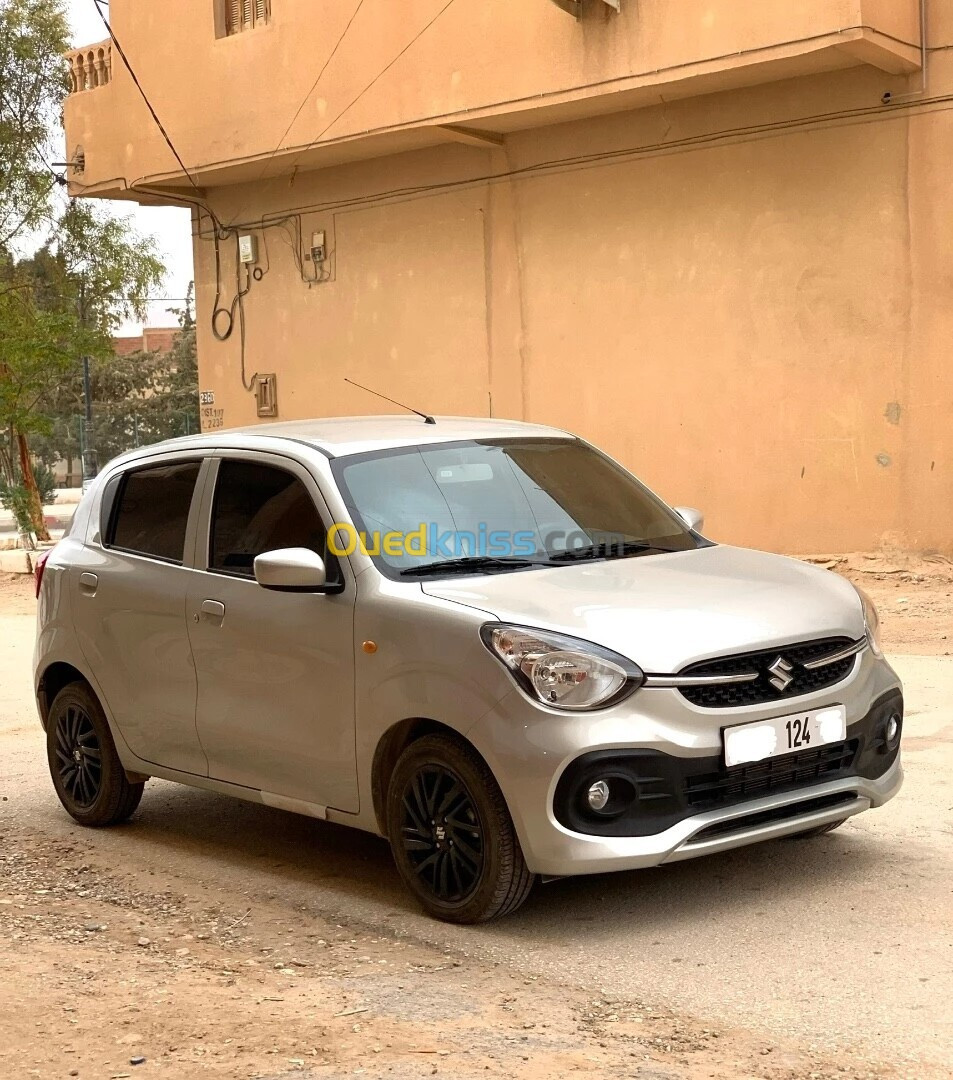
[420,545,865,673]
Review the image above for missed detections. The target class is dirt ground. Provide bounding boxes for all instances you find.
[2,553,951,1080]
[801,551,953,656]
[2,829,900,1080]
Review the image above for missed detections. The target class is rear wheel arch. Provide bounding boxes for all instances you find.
[37,662,89,730]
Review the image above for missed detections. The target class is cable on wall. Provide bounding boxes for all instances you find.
[276,0,458,189]
[190,85,953,240]
[249,0,368,185]
[91,0,203,195]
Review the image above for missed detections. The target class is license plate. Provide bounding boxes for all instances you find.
[723,705,847,768]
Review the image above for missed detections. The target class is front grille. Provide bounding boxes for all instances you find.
[685,739,859,810]
[678,637,859,708]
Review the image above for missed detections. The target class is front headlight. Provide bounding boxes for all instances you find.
[855,585,884,658]
[481,624,644,711]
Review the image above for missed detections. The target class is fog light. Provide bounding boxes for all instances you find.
[885,713,901,748]
[587,780,611,812]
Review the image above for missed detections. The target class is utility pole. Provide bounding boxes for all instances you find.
[78,285,98,488]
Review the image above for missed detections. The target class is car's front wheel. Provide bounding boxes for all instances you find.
[386,734,535,923]
[46,682,145,827]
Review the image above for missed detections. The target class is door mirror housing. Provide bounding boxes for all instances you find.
[674,506,704,533]
[254,548,333,593]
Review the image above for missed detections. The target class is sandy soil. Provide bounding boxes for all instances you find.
[0,572,38,616]
[2,553,951,1080]
[802,551,953,656]
[3,825,898,1080]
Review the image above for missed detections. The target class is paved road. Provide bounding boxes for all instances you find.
[2,613,951,1073]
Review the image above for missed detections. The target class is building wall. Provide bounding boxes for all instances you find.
[191,49,953,555]
[113,327,180,358]
[64,0,919,194]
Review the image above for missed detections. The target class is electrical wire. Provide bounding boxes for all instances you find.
[279,0,458,183]
[225,0,369,226]
[193,86,953,238]
[69,11,953,401]
[252,0,368,184]
[125,21,951,193]
[91,0,201,194]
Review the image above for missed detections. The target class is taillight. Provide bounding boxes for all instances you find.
[34,549,52,599]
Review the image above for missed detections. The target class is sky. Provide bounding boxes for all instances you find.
[66,0,195,334]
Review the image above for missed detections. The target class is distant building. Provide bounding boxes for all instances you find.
[112,327,180,358]
[63,1,953,554]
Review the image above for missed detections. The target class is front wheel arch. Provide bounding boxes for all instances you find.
[372,717,483,834]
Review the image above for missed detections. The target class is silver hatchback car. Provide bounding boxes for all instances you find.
[34,416,903,922]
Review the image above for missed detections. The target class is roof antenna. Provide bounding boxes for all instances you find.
[345,378,436,425]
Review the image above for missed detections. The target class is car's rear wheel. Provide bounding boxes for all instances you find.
[792,818,849,839]
[386,734,535,924]
[47,682,144,827]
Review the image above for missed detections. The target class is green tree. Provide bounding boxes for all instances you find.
[31,285,199,472]
[0,0,69,248]
[0,203,164,537]
[1,1,167,539]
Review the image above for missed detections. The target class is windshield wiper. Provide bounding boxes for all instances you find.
[399,556,541,578]
[548,540,671,563]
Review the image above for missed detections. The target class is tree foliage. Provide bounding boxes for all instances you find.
[0,205,166,534]
[0,0,177,540]
[32,288,201,471]
[0,0,69,249]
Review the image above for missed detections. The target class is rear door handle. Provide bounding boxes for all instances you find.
[201,599,226,619]
[79,572,98,594]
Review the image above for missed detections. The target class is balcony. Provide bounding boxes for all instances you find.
[66,40,112,94]
[63,0,923,199]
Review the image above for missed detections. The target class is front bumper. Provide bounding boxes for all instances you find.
[467,649,903,877]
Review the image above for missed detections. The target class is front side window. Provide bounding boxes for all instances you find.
[107,461,201,564]
[209,459,338,580]
[332,438,701,579]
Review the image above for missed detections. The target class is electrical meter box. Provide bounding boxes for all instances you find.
[238,234,259,264]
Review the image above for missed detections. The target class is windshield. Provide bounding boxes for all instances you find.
[330,438,701,578]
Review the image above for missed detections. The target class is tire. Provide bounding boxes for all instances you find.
[46,682,145,827]
[386,734,536,924]
[791,818,849,839]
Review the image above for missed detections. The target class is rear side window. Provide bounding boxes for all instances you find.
[209,459,338,580]
[106,462,201,563]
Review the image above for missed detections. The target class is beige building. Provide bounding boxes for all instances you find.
[64,0,952,554]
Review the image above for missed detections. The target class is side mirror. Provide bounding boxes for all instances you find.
[674,506,704,533]
[254,547,329,593]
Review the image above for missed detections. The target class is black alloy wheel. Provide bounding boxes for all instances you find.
[386,734,535,923]
[53,703,103,809]
[400,764,485,904]
[46,682,145,827]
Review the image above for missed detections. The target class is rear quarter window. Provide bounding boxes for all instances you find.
[105,461,201,564]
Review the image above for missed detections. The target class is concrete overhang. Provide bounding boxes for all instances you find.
[66,24,920,203]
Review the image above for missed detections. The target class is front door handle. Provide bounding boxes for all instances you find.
[79,572,98,594]
[201,599,226,620]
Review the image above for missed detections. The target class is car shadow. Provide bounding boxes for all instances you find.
[101,778,891,940]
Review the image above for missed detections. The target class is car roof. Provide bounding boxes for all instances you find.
[116,415,575,461]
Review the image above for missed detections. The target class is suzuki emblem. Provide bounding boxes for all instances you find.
[767,656,795,692]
